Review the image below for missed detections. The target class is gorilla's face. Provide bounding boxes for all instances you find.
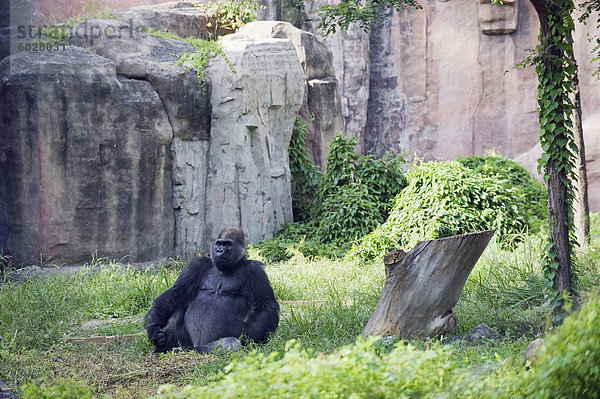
[211,227,247,273]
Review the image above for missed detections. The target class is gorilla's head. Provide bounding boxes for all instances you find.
[211,226,247,273]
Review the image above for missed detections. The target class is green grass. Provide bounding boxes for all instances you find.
[1,214,599,397]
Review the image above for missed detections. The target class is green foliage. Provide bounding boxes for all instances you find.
[348,159,544,261]
[315,136,406,243]
[154,338,463,399]
[139,27,235,87]
[289,118,323,222]
[316,183,382,243]
[197,0,263,39]
[458,152,548,232]
[21,378,97,399]
[249,222,348,263]
[264,129,405,260]
[516,294,600,399]
[317,0,422,37]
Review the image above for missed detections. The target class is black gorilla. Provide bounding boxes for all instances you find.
[144,226,279,353]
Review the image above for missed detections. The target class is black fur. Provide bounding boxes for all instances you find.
[144,227,279,353]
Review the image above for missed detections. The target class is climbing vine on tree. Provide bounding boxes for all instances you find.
[527,0,578,312]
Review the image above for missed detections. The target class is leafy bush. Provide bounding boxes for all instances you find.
[289,118,323,222]
[21,378,96,399]
[262,130,406,260]
[249,222,348,263]
[458,152,547,232]
[317,136,406,235]
[311,135,405,244]
[348,159,545,261]
[316,183,382,242]
[516,293,600,399]
[154,338,464,399]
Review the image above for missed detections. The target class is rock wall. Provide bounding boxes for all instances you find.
[268,0,600,211]
[0,7,305,264]
[239,21,343,168]
[0,47,175,264]
[203,29,305,247]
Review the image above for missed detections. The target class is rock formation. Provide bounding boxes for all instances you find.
[0,9,305,264]
[266,0,600,210]
[238,20,344,168]
[0,46,175,264]
[203,30,304,247]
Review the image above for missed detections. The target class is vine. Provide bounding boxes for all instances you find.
[527,0,579,312]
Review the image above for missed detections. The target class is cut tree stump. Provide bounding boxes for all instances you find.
[362,230,495,339]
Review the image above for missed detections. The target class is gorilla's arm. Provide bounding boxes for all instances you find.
[144,257,212,348]
[241,261,280,343]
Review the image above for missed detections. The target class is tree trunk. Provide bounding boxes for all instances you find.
[570,57,590,246]
[529,0,574,296]
[362,230,495,339]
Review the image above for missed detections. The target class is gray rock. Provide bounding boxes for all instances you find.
[300,2,371,151]
[67,18,211,141]
[203,337,242,353]
[239,21,344,169]
[0,47,174,265]
[523,338,544,366]
[116,1,211,40]
[203,32,304,247]
[467,324,502,342]
[172,138,209,256]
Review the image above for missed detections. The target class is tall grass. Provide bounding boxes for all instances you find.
[0,258,182,351]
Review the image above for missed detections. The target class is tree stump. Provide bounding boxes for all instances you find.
[363,230,495,339]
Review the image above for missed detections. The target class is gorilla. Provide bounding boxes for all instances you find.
[144,226,279,353]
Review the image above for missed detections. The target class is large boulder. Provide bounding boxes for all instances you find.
[116,1,211,40]
[239,21,344,168]
[203,31,305,246]
[301,1,371,152]
[0,47,175,264]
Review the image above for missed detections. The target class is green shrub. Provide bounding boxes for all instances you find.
[265,130,406,260]
[516,293,600,399]
[348,159,543,261]
[289,118,324,222]
[249,222,348,262]
[21,378,96,399]
[154,338,464,399]
[316,183,382,242]
[458,152,547,232]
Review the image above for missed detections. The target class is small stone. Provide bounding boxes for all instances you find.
[467,324,501,342]
[523,338,544,367]
[204,337,242,353]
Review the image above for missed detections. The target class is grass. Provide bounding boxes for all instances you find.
[1,214,599,397]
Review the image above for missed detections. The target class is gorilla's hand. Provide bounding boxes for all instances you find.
[152,327,166,348]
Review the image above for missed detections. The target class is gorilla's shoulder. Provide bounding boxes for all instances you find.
[177,257,212,280]
[188,256,212,267]
[243,259,267,271]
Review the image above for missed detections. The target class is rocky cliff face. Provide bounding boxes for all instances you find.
[0,47,175,264]
[269,0,600,211]
[239,21,344,168]
[0,5,305,265]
